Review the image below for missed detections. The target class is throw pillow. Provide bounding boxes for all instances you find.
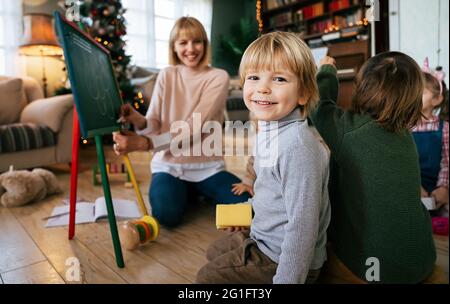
[0,78,26,124]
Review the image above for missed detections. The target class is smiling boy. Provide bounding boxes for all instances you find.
[196,32,331,284]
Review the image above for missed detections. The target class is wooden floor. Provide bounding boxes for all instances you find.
[0,145,448,284]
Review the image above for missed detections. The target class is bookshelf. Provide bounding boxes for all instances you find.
[263,0,369,42]
[262,0,372,108]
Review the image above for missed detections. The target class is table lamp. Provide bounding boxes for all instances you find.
[19,13,63,97]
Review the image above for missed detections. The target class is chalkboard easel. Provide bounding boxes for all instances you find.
[54,12,148,268]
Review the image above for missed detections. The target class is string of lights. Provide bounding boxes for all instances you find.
[256,0,263,33]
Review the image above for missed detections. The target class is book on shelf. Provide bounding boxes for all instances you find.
[322,31,341,41]
[333,8,364,28]
[301,2,325,20]
[266,0,278,10]
[329,0,349,11]
[308,19,333,34]
[308,38,324,48]
[266,0,294,11]
[341,26,362,37]
[269,11,294,28]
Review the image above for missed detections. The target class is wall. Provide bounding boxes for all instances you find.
[211,0,257,76]
[389,0,449,85]
[22,0,65,96]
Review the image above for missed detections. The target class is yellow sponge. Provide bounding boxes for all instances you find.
[216,203,252,229]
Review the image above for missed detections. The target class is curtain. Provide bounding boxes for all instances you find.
[0,0,23,76]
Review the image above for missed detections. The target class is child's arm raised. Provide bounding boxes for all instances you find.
[317,56,339,102]
[310,57,345,156]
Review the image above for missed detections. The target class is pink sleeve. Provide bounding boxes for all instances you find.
[437,121,449,188]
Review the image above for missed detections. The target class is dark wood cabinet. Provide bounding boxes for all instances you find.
[328,39,369,108]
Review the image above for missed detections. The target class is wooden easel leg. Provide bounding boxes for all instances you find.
[68,110,80,240]
[123,155,148,216]
[95,135,125,268]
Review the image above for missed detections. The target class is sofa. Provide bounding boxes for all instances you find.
[0,76,74,173]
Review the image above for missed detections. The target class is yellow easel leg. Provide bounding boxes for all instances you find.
[123,155,148,216]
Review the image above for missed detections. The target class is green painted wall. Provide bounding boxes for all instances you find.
[211,0,257,76]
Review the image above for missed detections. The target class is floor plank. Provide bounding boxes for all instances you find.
[138,233,207,282]
[0,207,46,273]
[136,207,225,282]
[9,187,127,284]
[88,239,190,283]
[1,261,64,284]
[434,235,449,281]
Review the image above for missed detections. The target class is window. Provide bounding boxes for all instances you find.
[0,0,22,76]
[123,0,212,69]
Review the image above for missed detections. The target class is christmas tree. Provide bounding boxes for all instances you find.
[58,0,146,114]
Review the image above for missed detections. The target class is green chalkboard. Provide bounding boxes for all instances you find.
[54,12,122,138]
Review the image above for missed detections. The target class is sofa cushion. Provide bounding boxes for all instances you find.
[22,76,45,102]
[0,78,27,124]
[0,123,56,153]
[20,94,73,132]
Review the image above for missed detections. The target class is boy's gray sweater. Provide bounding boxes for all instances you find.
[250,108,331,284]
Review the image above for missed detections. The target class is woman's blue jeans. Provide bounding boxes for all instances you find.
[149,171,250,227]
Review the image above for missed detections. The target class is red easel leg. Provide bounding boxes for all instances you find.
[69,110,80,240]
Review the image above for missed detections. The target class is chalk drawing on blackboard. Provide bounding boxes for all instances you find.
[70,35,115,120]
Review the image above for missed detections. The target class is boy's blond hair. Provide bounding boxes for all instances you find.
[239,32,319,117]
[169,17,210,68]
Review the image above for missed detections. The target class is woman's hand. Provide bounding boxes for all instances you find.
[319,56,336,68]
[231,183,255,197]
[112,130,153,155]
[118,103,147,130]
[431,186,449,209]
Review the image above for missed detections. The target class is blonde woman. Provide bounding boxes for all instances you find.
[113,17,249,227]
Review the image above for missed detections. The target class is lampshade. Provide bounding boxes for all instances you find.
[20,13,63,56]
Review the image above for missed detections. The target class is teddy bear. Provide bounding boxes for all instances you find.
[0,168,63,207]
